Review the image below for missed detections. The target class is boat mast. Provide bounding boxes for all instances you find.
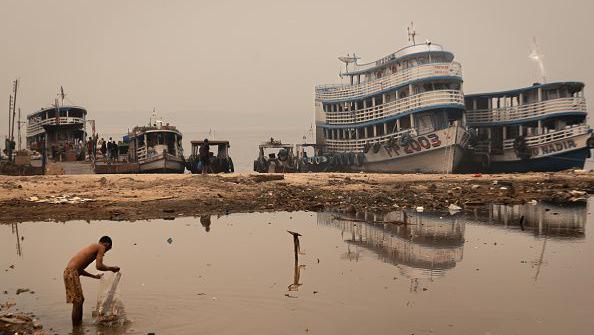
[407,22,416,45]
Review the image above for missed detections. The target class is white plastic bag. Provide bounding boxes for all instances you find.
[95,272,127,326]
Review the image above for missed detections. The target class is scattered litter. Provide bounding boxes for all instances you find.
[166,237,173,244]
[26,194,95,204]
[447,204,462,215]
[415,206,424,212]
[528,199,538,205]
[499,187,508,190]
[15,288,30,295]
[284,294,298,298]
[473,173,482,178]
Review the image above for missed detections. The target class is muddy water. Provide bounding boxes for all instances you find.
[1,201,594,334]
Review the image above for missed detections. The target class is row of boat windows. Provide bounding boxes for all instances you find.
[322,111,456,140]
[349,56,448,84]
[466,87,583,110]
[475,116,585,140]
[323,81,461,113]
[135,133,183,156]
[28,109,85,120]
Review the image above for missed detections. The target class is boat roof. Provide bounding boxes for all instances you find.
[191,140,230,146]
[259,143,293,149]
[465,81,584,98]
[343,43,454,76]
[130,126,182,137]
[296,143,328,148]
[28,105,87,118]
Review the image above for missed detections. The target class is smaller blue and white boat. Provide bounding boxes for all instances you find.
[460,81,593,173]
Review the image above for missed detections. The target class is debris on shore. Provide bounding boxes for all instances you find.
[0,302,45,335]
[0,171,593,223]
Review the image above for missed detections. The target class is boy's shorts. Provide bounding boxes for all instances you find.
[63,268,84,303]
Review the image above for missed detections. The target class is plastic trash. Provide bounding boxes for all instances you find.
[448,203,462,215]
[95,272,127,327]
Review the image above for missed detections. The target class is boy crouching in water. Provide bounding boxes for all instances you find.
[64,236,120,326]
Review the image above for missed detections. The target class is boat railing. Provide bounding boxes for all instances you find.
[325,89,464,125]
[502,124,591,149]
[136,146,147,161]
[26,116,86,135]
[466,97,586,125]
[325,128,416,152]
[315,62,462,102]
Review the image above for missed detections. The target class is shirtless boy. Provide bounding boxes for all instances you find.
[64,236,120,326]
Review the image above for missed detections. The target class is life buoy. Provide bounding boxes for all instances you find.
[363,143,371,153]
[387,136,396,147]
[373,142,381,153]
[400,133,412,146]
[513,136,531,160]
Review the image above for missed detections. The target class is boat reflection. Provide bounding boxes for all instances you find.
[318,200,588,279]
[317,211,465,279]
[472,202,587,239]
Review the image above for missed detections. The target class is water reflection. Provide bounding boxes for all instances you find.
[200,215,212,232]
[319,201,588,280]
[317,211,465,279]
[474,202,587,239]
[287,231,305,292]
[11,223,23,257]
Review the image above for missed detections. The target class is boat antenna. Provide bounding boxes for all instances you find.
[59,86,66,105]
[338,53,360,78]
[529,37,546,83]
[407,22,416,45]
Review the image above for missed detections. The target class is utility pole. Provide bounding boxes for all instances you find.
[17,108,22,151]
[7,79,18,161]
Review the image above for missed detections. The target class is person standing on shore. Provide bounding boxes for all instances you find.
[199,139,210,175]
[64,236,120,327]
[100,138,107,160]
[86,137,93,161]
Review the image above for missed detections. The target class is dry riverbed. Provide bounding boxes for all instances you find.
[1,171,594,224]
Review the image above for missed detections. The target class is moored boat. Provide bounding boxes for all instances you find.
[314,34,468,173]
[94,115,185,174]
[186,140,234,174]
[253,138,297,173]
[459,82,593,173]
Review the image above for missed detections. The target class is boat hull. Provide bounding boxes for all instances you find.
[457,131,592,173]
[360,126,468,173]
[139,154,185,174]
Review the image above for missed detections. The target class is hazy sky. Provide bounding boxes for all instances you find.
[1,0,594,140]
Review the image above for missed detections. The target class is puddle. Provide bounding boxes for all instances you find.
[1,200,594,334]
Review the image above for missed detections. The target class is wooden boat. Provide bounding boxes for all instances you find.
[186,140,234,174]
[94,117,185,174]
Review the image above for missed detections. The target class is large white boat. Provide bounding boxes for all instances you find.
[460,82,593,173]
[26,90,88,161]
[314,39,468,173]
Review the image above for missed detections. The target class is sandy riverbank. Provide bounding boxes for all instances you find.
[1,172,594,223]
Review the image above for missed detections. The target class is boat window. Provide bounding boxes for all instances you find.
[545,89,558,100]
[476,98,489,110]
[505,126,519,139]
[400,116,411,130]
[415,112,435,134]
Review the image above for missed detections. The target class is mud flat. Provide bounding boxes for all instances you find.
[1,172,593,223]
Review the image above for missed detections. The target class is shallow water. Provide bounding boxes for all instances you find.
[1,200,594,334]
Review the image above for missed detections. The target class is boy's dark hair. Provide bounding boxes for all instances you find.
[99,236,112,245]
